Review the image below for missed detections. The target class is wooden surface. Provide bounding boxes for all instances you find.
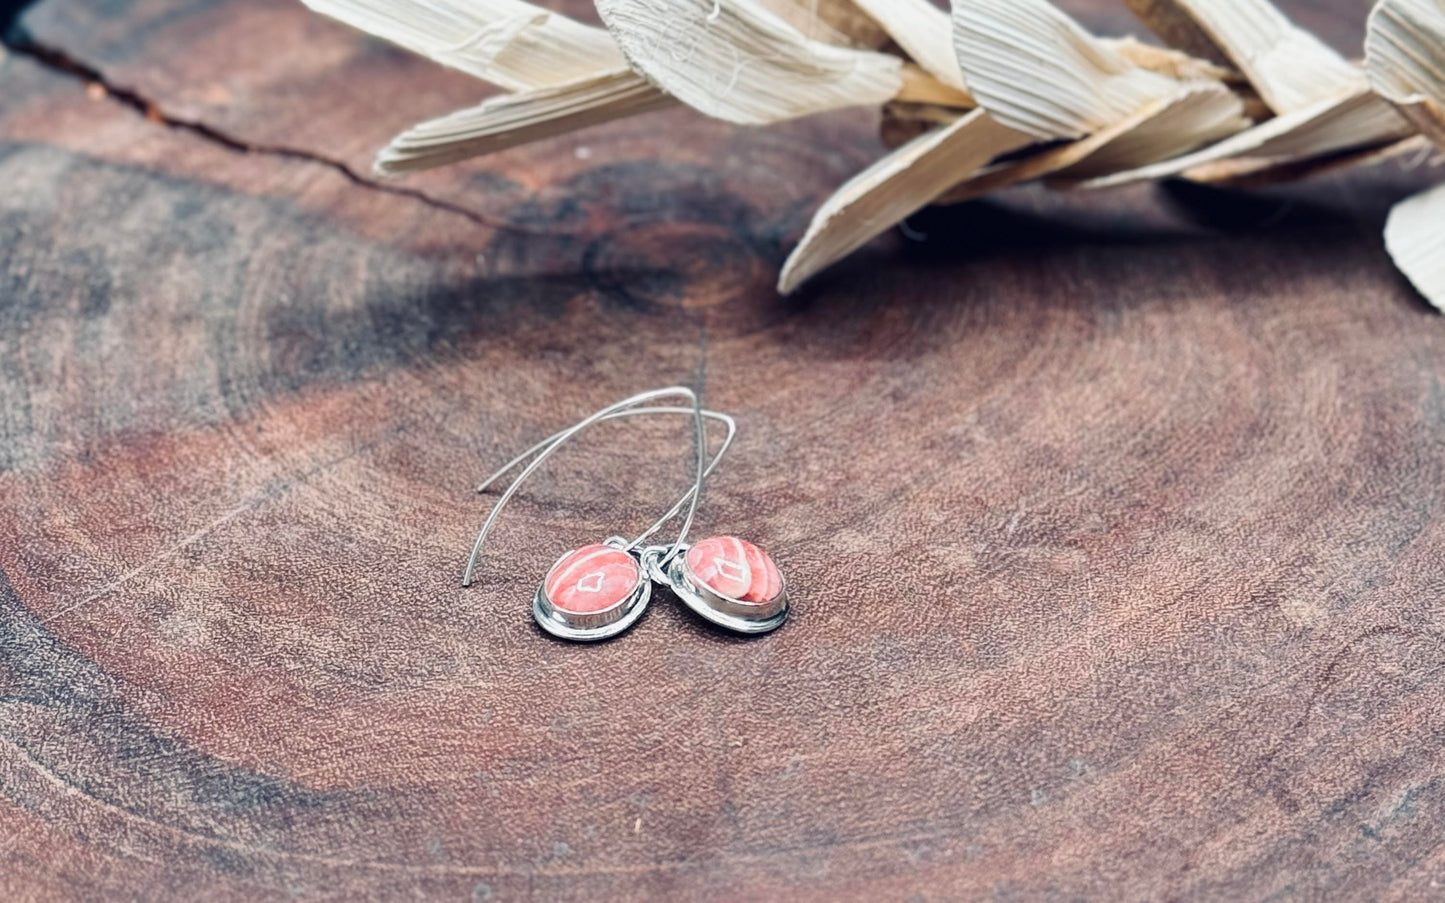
[3,1,1445,900]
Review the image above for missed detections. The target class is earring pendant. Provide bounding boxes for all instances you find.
[644,536,788,635]
[533,539,651,641]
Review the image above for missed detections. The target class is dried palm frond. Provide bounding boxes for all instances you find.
[770,0,1247,287]
[759,0,892,49]
[593,0,903,124]
[852,0,967,90]
[1089,0,1417,188]
[1368,0,1445,312]
[1126,0,1365,114]
[375,70,674,175]
[953,0,1247,175]
[302,0,648,172]
[301,0,623,88]
[778,110,1030,293]
[1080,89,1414,189]
[302,0,1445,306]
[1385,182,1445,312]
[1367,0,1445,149]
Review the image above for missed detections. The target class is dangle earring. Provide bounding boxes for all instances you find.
[463,387,732,642]
[642,534,788,636]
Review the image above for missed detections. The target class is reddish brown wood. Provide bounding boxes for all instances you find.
[2,1,1445,900]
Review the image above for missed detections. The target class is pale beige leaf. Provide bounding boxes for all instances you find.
[1053,81,1250,178]
[1098,36,1237,84]
[951,0,1228,140]
[374,70,675,175]
[1385,182,1445,312]
[778,110,1031,293]
[934,82,1243,203]
[1099,37,1271,120]
[1080,89,1416,188]
[594,0,901,125]
[852,0,966,89]
[1123,0,1364,114]
[895,64,974,108]
[1120,0,1231,67]
[1366,0,1445,149]
[935,101,1173,206]
[757,0,891,49]
[301,0,623,91]
[1179,135,1432,187]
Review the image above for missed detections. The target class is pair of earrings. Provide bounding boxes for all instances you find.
[461,387,789,641]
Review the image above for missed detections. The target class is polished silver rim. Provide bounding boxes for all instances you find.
[532,552,651,642]
[642,545,788,635]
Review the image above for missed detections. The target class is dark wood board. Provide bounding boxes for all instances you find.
[3,0,1445,899]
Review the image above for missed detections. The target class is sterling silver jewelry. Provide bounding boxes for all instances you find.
[464,387,731,642]
[642,537,788,635]
[465,387,790,640]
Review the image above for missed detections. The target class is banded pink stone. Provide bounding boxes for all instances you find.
[543,544,639,614]
[686,536,783,604]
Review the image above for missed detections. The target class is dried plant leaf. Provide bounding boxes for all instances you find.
[1080,0,1413,190]
[1101,37,1271,120]
[759,0,891,49]
[1119,0,1232,68]
[1366,0,1445,150]
[777,110,1031,293]
[1123,0,1364,114]
[1079,88,1415,188]
[951,0,1240,142]
[594,0,902,125]
[1052,81,1250,177]
[1098,36,1271,119]
[375,70,674,175]
[895,64,974,108]
[934,83,1244,202]
[1099,36,1239,85]
[1179,135,1432,187]
[299,0,1445,295]
[1385,182,1445,311]
[852,0,967,90]
[934,100,1171,205]
[300,0,623,91]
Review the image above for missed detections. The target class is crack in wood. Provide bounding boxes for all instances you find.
[0,22,569,236]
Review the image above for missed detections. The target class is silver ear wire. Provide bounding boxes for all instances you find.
[462,387,716,587]
[473,404,735,552]
[622,405,734,551]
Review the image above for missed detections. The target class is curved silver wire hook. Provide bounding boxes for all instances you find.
[475,405,736,551]
[462,387,710,587]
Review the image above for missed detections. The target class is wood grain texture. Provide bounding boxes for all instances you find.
[3,1,1445,900]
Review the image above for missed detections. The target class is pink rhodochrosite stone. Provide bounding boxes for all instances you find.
[686,536,782,604]
[543,545,639,614]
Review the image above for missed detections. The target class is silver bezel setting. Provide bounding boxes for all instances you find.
[644,545,789,635]
[533,547,650,642]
